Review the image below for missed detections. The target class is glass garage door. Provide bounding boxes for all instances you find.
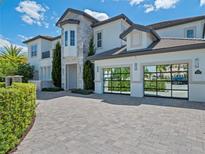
[144,64,188,99]
[103,67,130,94]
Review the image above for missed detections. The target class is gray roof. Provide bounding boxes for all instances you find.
[88,38,205,61]
[120,24,160,40]
[56,8,98,26]
[23,35,61,44]
[92,14,133,28]
[147,15,205,30]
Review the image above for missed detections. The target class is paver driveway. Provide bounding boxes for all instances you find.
[14,92,205,154]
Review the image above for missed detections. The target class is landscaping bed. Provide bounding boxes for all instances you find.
[70,89,93,95]
[42,87,64,92]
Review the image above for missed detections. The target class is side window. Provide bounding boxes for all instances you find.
[65,31,68,46]
[186,29,195,38]
[70,30,75,46]
[31,45,37,57]
[97,32,102,48]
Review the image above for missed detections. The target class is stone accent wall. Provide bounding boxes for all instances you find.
[60,12,94,90]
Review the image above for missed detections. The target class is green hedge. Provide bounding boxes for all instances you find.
[42,87,64,92]
[0,83,36,154]
[0,82,5,88]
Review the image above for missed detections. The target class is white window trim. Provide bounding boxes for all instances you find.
[184,26,196,38]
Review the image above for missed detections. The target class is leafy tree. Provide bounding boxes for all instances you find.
[17,64,34,82]
[0,57,18,77]
[83,38,95,90]
[0,45,27,64]
[52,42,61,88]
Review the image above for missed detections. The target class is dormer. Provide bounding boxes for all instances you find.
[120,24,160,51]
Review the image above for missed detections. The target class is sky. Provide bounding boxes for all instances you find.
[0,0,205,52]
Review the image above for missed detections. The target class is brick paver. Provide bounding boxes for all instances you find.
[14,92,205,154]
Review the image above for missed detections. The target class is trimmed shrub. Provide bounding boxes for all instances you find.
[42,87,64,92]
[0,83,36,154]
[17,64,34,82]
[70,88,93,95]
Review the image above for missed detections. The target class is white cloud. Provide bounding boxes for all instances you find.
[0,35,27,53]
[17,34,31,41]
[154,0,179,10]
[84,9,109,21]
[144,4,155,13]
[200,0,205,6]
[16,0,49,28]
[128,0,144,6]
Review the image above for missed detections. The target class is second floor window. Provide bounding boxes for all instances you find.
[42,51,50,59]
[31,45,37,57]
[186,29,195,38]
[70,30,75,46]
[97,32,102,48]
[65,31,68,46]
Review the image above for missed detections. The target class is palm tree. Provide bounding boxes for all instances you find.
[0,45,27,64]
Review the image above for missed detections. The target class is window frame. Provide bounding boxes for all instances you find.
[65,31,68,47]
[70,30,75,46]
[96,31,102,48]
[184,27,196,38]
[31,44,37,57]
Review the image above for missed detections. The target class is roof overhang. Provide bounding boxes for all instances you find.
[91,14,133,28]
[120,24,160,41]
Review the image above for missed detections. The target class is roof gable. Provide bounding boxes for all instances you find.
[120,24,160,40]
[56,8,99,26]
[91,14,133,28]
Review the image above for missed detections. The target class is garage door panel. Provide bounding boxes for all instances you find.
[103,67,130,95]
[144,63,189,99]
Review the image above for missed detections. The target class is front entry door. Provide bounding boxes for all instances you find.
[66,64,77,89]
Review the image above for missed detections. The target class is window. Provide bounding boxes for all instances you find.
[103,67,130,94]
[70,30,75,46]
[42,51,50,59]
[31,45,37,57]
[97,32,102,48]
[144,64,189,99]
[186,29,195,38]
[65,31,68,46]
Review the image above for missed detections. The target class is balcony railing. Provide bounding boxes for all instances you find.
[42,51,50,59]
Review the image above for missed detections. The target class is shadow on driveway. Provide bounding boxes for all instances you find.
[37,91,205,111]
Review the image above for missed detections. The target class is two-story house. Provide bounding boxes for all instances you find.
[24,8,205,102]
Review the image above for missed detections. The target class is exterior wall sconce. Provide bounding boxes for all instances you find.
[194,58,199,69]
[134,63,138,71]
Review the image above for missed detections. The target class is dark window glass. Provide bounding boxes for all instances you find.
[186,29,194,38]
[31,45,37,57]
[70,30,75,46]
[65,31,68,46]
[97,32,102,48]
[42,51,50,59]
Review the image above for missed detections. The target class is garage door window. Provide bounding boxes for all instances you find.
[144,64,188,99]
[103,67,130,94]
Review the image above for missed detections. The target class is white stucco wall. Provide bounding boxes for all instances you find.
[126,30,154,51]
[94,49,205,102]
[156,20,205,38]
[94,19,130,54]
